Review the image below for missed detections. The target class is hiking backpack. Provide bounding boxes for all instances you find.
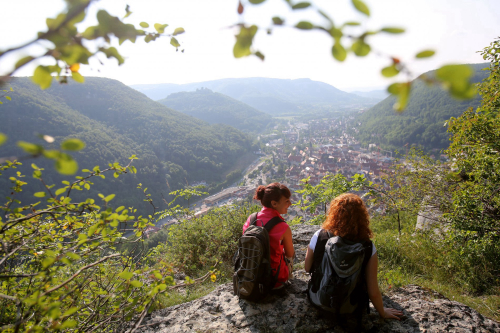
[232,212,283,302]
[308,230,373,315]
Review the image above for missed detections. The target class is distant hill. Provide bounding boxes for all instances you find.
[355,63,490,151]
[350,89,388,101]
[132,78,376,116]
[0,77,253,214]
[158,88,274,133]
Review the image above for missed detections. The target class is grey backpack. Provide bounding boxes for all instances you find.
[232,212,283,302]
[308,230,372,314]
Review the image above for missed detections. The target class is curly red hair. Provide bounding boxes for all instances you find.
[322,193,373,242]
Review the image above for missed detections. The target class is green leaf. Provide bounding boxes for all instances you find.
[104,194,115,202]
[32,65,53,90]
[436,64,476,99]
[139,22,149,28]
[416,50,435,58]
[351,40,371,56]
[352,0,370,16]
[295,21,314,30]
[387,82,411,111]
[0,133,6,146]
[99,47,125,65]
[381,64,399,77]
[343,21,360,26]
[55,154,78,175]
[331,42,347,62]
[60,320,77,329]
[34,192,46,198]
[17,141,43,155]
[170,37,180,48]
[292,2,311,10]
[61,138,85,151]
[15,56,34,69]
[71,71,85,83]
[130,280,143,288]
[55,188,66,196]
[119,271,134,280]
[5,96,11,101]
[84,183,90,190]
[62,307,78,318]
[272,17,284,25]
[154,23,168,33]
[233,25,258,58]
[381,27,405,34]
[249,0,266,3]
[173,27,185,36]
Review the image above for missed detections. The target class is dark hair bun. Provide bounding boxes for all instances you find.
[254,185,266,200]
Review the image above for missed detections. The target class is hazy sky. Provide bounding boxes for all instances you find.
[1,0,499,91]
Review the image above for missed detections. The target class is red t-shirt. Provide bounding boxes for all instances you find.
[242,207,290,287]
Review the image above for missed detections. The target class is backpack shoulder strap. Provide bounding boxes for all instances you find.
[249,212,260,226]
[312,229,331,270]
[263,216,284,233]
[361,240,373,268]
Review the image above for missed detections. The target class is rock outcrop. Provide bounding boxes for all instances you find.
[137,224,499,333]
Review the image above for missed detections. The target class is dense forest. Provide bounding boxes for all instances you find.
[132,77,377,116]
[355,63,489,151]
[0,77,254,214]
[158,88,274,133]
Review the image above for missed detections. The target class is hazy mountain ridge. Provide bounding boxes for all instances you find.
[131,77,377,115]
[350,89,389,101]
[0,77,253,214]
[355,63,490,151]
[158,88,274,133]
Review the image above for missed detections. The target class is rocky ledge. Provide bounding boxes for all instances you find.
[137,224,499,332]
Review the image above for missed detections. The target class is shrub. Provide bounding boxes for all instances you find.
[153,204,260,276]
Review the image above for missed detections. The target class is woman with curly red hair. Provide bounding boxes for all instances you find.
[304,193,402,321]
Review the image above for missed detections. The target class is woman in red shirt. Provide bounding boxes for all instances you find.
[242,183,295,288]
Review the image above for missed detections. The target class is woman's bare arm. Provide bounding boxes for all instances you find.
[304,246,314,273]
[365,254,403,320]
[281,227,295,259]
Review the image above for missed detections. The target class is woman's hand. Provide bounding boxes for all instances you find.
[381,307,404,320]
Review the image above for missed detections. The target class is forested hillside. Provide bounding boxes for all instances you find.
[355,63,489,151]
[158,88,274,133]
[132,77,375,116]
[0,77,254,213]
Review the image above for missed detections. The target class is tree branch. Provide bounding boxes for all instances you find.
[42,253,120,296]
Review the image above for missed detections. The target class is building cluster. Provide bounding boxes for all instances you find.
[284,144,392,192]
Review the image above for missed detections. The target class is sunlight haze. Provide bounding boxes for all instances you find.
[1,0,499,91]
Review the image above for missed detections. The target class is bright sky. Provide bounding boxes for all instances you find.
[1,0,499,91]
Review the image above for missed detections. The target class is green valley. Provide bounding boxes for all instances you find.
[0,77,254,214]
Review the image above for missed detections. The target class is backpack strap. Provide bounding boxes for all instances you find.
[249,212,261,227]
[312,229,331,272]
[361,241,373,267]
[360,240,374,314]
[263,216,284,233]
[264,216,285,284]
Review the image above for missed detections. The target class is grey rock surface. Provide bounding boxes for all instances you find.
[290,224,320,263]
[137,224,500,332]
[139,275,499,333]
